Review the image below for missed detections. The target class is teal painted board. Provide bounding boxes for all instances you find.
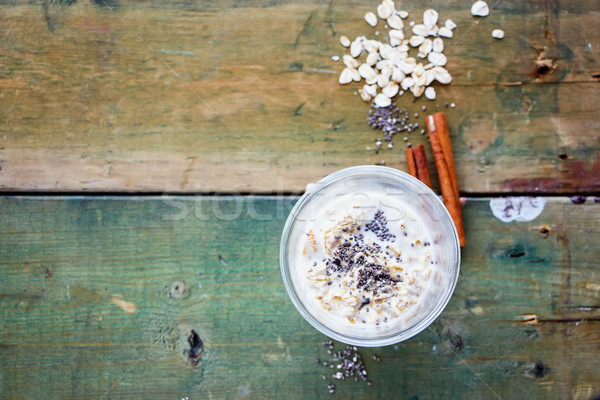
[0,196,598,399]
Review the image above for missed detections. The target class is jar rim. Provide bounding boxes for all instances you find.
[279,166,461,347]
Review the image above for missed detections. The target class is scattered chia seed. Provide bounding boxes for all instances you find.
[318,340,377,394]
[367,103,413,142]
[570,195,587,204]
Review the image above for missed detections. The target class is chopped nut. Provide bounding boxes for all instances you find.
[365,11,378,27]
[492,29,505,39]
[471,1,489,17]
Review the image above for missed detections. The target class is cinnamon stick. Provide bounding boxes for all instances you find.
[430,113,459,201]
[426,113,466,247]
[413,144,432,189]
[405,147,417,178]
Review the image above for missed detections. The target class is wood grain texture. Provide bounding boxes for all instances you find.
[0,0,598,193]
[1,196,598,399]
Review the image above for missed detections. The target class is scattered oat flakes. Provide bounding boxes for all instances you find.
[471,1,489,17]
[424,86,436,100]
[492,29,505,39]
[339,68,353,84]
[365,12,378,27]
[373,93,392,107]
[444,19,457,30]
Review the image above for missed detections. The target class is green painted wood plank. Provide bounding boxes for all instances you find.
[0,196,599,399]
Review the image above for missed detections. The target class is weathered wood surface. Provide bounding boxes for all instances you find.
[0,1,598,193]
[1,196,598,399]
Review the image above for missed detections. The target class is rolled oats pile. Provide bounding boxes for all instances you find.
[337,0,456,105]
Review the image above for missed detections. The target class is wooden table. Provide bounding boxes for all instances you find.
[1,1,598,399]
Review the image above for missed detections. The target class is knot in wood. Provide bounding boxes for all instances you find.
[169,280,186,299]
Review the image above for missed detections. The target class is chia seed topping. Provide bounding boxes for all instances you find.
[301,197,437,328]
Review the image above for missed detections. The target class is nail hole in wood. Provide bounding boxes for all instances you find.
[188,330,203,365]
[532,361,549,378]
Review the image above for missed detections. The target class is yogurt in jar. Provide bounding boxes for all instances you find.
[291,189,443,336]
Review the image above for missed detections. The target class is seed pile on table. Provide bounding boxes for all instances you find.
[367,102,424,145]
[317,340,380,394]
